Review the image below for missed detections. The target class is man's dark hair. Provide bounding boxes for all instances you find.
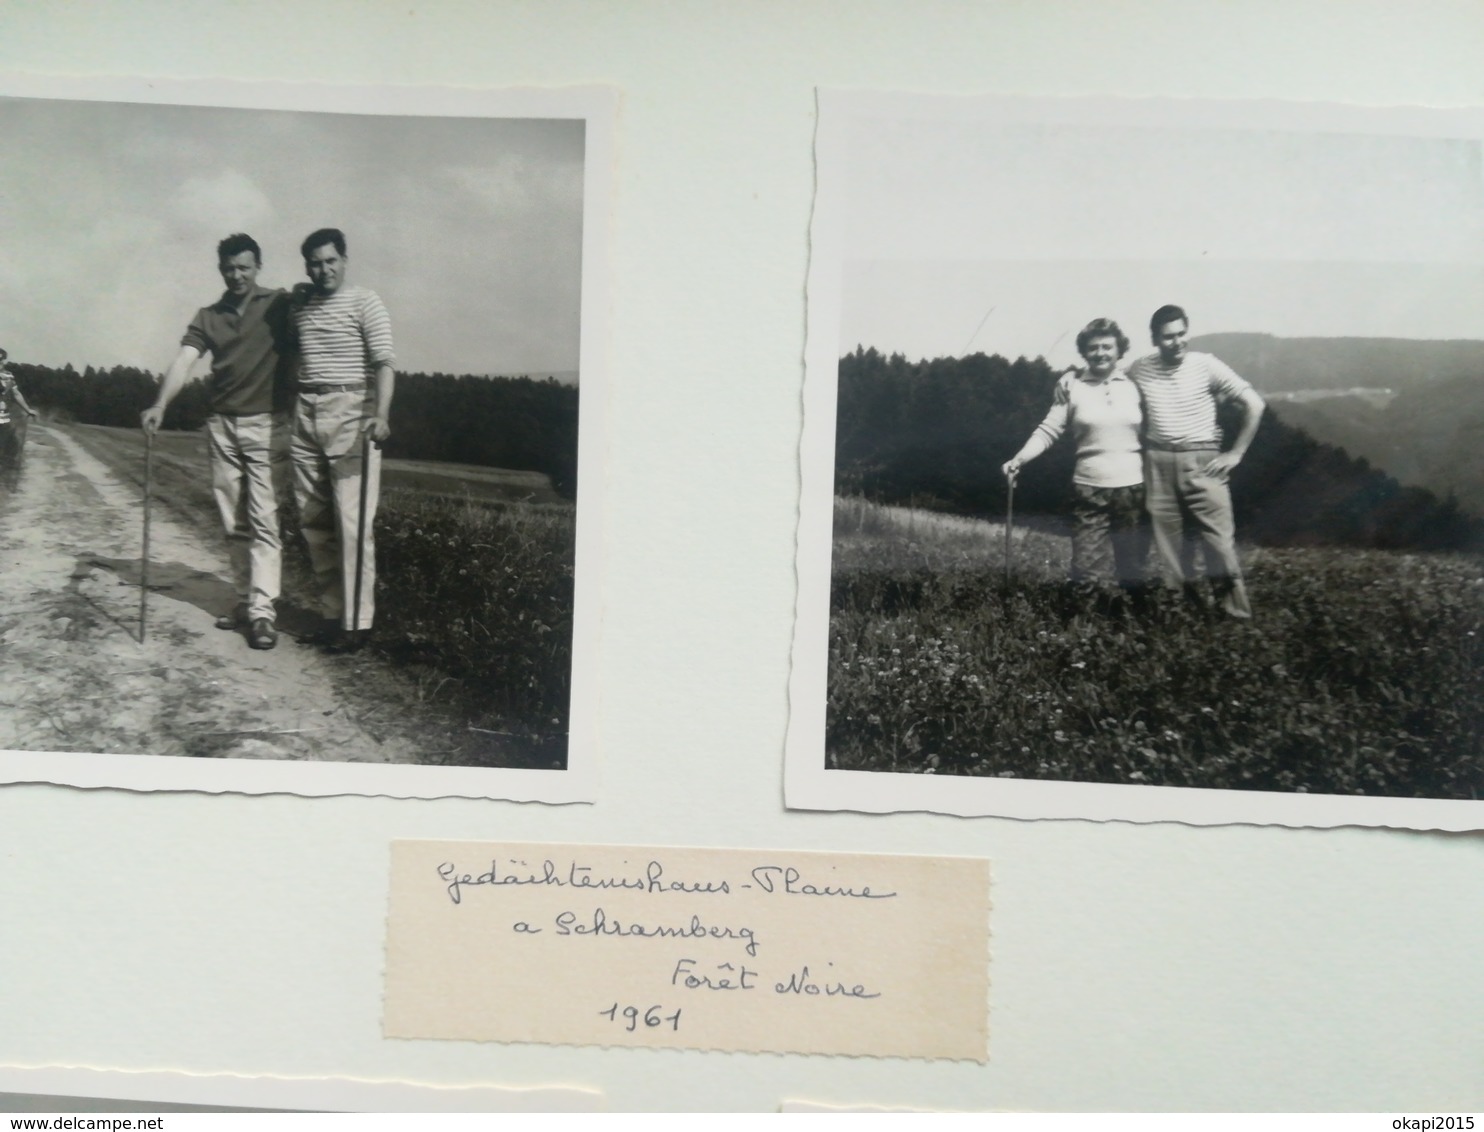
[1149,304,1188,335]
[1075,317,1130,359]
[217,233,262,265]
[300,227,346,260]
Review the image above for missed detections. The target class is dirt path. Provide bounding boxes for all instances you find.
[0,425,422,763]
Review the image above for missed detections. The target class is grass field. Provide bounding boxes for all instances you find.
[114,426,564,505]
[378,458,566,506]
[375,493,574,734]
[63,423,575,754]
[830,495,1484,799]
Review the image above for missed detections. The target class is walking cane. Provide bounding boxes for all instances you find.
[352,432,372,634]
[140,429,153,642]
[1004,468,1016,584]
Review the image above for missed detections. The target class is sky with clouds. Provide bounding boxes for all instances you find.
[834,113,1484,369]
[0,96,585,379]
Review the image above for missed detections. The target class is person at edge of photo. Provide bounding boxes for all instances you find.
[0,346,39,481]
[0,347,39,426]
[141,233,296,651]
[1125,303,1265,620]
[1002,317,1149,603]
[288,227,396,653]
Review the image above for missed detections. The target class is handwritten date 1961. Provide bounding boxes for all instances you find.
[599,1003,682,1032]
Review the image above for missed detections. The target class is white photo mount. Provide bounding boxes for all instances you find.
[0,72,614,804]
[788,89,1484,830]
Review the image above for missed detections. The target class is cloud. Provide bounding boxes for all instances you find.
[171,168,275,238]
[442,155,583,217]
[0,98,585,374]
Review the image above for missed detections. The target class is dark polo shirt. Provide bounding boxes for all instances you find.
[181,286,296,415]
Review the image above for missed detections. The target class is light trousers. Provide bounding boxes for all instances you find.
[290,390,380,629]
[1143,447,1252,618]
[206,412,286,623]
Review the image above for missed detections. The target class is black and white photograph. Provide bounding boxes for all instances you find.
[0,74,610,801]
[788,91,1484,828]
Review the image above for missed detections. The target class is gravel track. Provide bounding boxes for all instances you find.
[0,424,422,764]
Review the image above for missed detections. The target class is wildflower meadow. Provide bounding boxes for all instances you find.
[829,496,1484,799]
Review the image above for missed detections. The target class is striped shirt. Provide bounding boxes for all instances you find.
[292,284,395,386]
[1125,351,1252,447]
[1020,371,1144,488]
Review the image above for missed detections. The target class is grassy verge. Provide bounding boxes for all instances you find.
[375,492,574,737]
[830,496,1484,799]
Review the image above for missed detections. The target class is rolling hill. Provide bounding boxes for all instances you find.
[1188,333,1484,397]
[1191,333,1484,515]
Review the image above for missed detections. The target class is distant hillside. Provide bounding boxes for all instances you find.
[835,347,1483,553]
[1269,374,1484,515]
[1188,333,1484,397]
[1180,333,1484,515]
[1265,396,1394,476]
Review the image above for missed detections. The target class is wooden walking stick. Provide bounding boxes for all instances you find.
[1004,468,1016,584]
[352,432,372,634]
[140,429,153,642]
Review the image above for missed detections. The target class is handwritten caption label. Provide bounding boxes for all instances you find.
[383,841,989,1060]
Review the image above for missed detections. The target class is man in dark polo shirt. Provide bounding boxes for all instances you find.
[141,233,295,649]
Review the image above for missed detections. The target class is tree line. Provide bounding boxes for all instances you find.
[6,362,579,498]
[835,346,1483,552]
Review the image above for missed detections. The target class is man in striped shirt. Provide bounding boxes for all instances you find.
[1126,305,1265,618]
[289,227,396,651]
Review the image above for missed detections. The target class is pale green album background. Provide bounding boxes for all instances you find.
[0,0,1480,1112]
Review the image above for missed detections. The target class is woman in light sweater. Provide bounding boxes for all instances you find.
[1001,318,1148,590]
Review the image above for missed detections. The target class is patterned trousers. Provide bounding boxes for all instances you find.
[1069,482,1149,588]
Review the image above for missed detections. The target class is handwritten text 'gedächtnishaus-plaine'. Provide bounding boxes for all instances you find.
[430,857,892,1002]
[436,858,899,906]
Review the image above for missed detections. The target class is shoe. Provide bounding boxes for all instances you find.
[323,628,371,654]
[215,603,248,630]
[248,618,278,650]
[297,618,342,648]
